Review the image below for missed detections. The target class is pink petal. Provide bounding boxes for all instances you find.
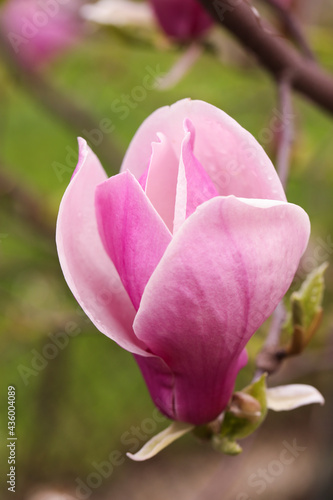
[135,347,247,425]
[133,196,310,424]
[134,354,176,420]
[150,0,213,41]
[173,149,187,234]
[95,171,172,311]
[121,99,286,202]
[182,119,219,218]
[174,119,219,232]
[145,134,180,232]
[1,0,81,67]
[56,139,149,356]
[236,348,249,372]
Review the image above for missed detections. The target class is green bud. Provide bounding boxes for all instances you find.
[229,392,262,423]
[212,436,242,456]
[291,262,328,331]
[219,375,267,443]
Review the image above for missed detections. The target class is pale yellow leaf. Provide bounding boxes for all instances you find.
[267,384,324,411]
[127,421,194,462]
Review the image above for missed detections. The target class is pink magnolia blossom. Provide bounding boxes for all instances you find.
[149,0,213,41]
[56,99,310,425]
[0,0,82,67]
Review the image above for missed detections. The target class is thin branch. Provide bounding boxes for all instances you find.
[198,0,333,115]
[157,43,203,90]
[276,75,294,188]
[253,77,294,378]
[0,29,122,172]
[253,301,287,380]
[265,301,286,348]
[270,328,333,383]
[260,0,316,60]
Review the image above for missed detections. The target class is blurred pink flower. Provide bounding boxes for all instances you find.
[56,99,310,425]
[149,0,213,41]
[0,0,82,67]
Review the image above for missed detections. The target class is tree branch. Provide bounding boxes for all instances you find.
[276,75,293,188]
[260,0,315,60]
[198,0,333,114]
[253,301,287,379]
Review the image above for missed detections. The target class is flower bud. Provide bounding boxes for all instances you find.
[228,392,262,423]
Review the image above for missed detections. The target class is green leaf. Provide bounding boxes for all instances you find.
[283,262,328,335]
[290,262,328,330]
[219,374,267,442]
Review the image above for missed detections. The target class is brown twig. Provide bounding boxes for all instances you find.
[253,302,287,379]
[253,72,309,379]
[253,75,294,378]
[0,28,122,173]
[198,0,333,114]
[264,301,286,348]
[270,327,333,384]
[260,0,316,60]
[276,75,294,188]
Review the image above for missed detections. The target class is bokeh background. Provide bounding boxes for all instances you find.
[1,0,333,499]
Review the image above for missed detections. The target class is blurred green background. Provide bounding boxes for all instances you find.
[1,1,333,499]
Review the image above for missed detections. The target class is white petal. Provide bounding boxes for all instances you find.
[81,0,154,27]
[267,384,325,411]
[127,422,194,461]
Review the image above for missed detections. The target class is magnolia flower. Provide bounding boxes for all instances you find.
[80,0,213,89]
[0,0,82,67]
[81,0,213,41]
[148,0,214,88]
[149,0,213,42]
[56,99,310,425]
